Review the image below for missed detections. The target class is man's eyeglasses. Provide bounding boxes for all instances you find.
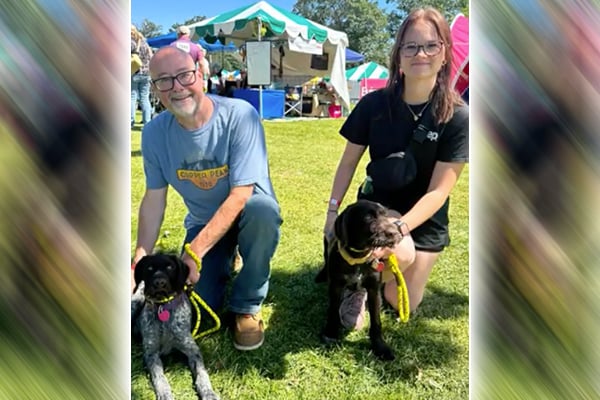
[400,41,444,57]
[151,70,197,92]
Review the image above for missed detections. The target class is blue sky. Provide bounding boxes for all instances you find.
[131,0,391,34]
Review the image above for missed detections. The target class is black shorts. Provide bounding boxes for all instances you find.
[409,219,449,253]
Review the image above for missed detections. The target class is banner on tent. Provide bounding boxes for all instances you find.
[359,79,387,98]
[288,36,323,55]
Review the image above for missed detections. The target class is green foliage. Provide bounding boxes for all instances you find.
[131,116,469,399]
[170,16,206,33]
[207,53,244,75]
[384,0,469,37]
[136,19,163,39]
[136,0,468,63]
[294,0,391,65]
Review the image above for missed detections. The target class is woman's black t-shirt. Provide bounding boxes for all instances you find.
[340,89,468,251]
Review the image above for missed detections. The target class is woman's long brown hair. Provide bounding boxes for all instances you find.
[385,7,464,125]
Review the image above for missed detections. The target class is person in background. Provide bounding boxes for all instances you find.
[132,47,282,351]
[324,7,468,329]
[237,68,248,89]
[171,25,203,65]
[131,25,153,127]
[198,46,211,92]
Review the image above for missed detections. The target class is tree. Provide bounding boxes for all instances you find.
[209,53,243,73]
[293,0,391,65]
[385,0,468,37]
[136,19,163,38]
[170,16,206,33]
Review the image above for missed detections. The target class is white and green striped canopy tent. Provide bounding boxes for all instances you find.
[188,1,350,112]
[345,62,389,81]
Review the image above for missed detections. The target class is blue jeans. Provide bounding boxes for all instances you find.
[182,194,282,315]
[131,73,152,125]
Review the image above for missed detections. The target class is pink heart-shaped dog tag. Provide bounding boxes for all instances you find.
[158,309,170,322]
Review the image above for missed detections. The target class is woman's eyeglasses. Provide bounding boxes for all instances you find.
[151,70,197,92]
[400,41,444,57]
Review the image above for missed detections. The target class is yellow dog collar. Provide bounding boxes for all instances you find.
[337,241,373,265]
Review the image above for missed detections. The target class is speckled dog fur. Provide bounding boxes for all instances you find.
[132,253,219,400]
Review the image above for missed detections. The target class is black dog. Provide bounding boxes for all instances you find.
[316,200,402,360]
[132,253,219,400]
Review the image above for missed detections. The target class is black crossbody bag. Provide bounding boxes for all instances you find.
[365,106,444,193]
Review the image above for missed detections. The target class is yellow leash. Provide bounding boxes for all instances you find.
[387,254,410,323]
[184,244,221,339]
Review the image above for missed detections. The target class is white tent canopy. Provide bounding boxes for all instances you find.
[189,1,350,109]
[346,61,389,81]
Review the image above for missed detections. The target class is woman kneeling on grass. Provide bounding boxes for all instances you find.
[324,7,469,329]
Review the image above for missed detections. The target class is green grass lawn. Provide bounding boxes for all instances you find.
[131,117,469,399]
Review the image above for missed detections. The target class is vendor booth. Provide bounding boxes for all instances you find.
[188,0,350,118]
[450,13,469,97]
[233,89,284,119]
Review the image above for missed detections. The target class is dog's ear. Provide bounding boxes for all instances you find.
[134,256,150,287]
[169,254,189,290]
[133,255,152,293]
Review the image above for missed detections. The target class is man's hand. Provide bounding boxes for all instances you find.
[182,253,201,286]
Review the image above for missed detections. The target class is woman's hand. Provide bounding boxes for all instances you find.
[373,234,416,270]
[324,210,337,240]
[372,246,395,260]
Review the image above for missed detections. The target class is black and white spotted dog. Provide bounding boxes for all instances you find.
[132,253,219,400]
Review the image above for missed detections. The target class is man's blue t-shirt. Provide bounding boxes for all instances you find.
[141,95,277,229]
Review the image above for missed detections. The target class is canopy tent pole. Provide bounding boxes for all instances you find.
[363,68,367,96]
[258,18,263,120]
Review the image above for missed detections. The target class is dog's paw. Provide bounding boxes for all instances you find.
[320,331,341,344]
[200,390,219,400]
[320,324,342,343]
[372,342,395,361]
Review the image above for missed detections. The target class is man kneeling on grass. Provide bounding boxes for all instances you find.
[131,46,282,351]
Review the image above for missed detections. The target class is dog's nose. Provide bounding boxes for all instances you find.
[153,276,168,289]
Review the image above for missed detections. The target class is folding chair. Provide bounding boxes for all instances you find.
[284,86,303,117]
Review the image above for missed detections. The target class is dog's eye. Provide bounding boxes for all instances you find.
[166,265,173,271]
[147,266,153,271]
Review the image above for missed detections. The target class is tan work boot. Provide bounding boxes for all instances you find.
[233,313,264,351]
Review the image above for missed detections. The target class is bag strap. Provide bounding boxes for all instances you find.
[410,104,446,145]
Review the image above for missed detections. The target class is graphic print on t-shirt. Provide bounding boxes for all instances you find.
[177,166,228,189]
[177,156,229,190]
